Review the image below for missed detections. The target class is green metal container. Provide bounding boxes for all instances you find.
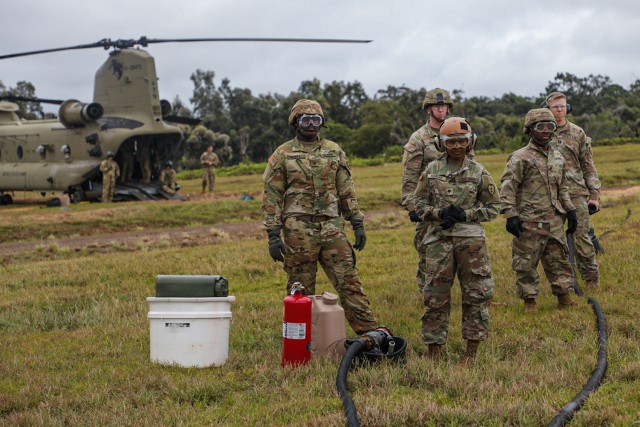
[155,275,229,297]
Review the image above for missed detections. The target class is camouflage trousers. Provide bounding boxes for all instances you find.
[102,175,116,202]
[511,222,574,300]
[282,216,378,335]
[421,236,494,345]
[571,196,599,283]
[413,222,429,292]
[202,168,216,192]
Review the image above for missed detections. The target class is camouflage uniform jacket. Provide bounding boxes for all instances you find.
[200,151,220,169]
[401,124,442,213]
[499,141,575,222]
[551,121,601,200]
[99,158,120,178]
[262,137,363,230]
[414,155,500,243]
[160,169,177,189]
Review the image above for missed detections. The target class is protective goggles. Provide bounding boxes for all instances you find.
[440,134,471,149]
[532,121,557,132]
[298,114,323,127]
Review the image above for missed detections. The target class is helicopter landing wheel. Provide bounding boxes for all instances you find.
[0,194,13,205]
[71,189,86,203]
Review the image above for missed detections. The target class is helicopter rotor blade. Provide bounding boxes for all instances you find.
[0,37,371,60]
[0,39,114,60]
[0,94,65,105]
[144,37,372,45]
[163,115,202,126]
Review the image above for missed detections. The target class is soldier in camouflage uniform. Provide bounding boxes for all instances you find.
[99,151,120,203]
[413,117,499,365]
[499,108,578,312]
[403,89,459,292]
[545,92,601,289]
[159,161,177,195]
[262,99,383,335]
[200,146,220,194]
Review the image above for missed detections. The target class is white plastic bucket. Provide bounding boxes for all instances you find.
[147,296,236,368]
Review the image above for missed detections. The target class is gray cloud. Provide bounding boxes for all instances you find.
[2,0,638,113]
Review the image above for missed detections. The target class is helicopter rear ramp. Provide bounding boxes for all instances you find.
[90,181,182,202]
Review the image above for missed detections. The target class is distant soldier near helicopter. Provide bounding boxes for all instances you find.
[100,151,120,202]
[200,145,220,194]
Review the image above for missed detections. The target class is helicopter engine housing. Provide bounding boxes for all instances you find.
[58,100,104,129]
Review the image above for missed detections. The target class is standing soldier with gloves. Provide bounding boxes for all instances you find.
[200,145,220,194]
[262,99,386,337]
[499,108,578,312]
[413,117,499,365]
[545,92,602,290]
[402,88,463,293]
[100,151,120,203]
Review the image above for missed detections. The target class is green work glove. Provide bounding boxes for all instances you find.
[267,226,285,262]
[350,217,366,251]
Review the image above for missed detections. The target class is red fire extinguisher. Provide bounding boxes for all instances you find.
[282,282,312,367]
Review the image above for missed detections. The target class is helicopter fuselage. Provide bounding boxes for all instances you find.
[0,48,183,200]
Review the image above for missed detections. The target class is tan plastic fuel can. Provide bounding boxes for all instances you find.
[310,292,347,356]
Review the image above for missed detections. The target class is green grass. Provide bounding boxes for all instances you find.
[1,144,640,425]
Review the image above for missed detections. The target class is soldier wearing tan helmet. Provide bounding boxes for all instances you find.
[499,108,578,312]
[545,92,602,290]
[402,88,471,295]
[99,151,120,202]
[413,117,499,365]
[262,99,390,337]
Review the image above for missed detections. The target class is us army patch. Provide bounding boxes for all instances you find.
[268,155,277,167]
[488,184,496,195]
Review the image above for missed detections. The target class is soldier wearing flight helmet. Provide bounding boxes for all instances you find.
[413,117,499,365]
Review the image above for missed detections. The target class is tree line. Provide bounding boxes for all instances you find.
[3,72,640,168]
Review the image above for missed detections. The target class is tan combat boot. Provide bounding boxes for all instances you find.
[524,298,537,313]
[427,344,442,361]
[557,292,575,309]
[459,340,480,367]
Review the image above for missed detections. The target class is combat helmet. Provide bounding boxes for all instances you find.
[523,108,556,133]
[164,160,174,168]
[436,117,476,152]
[422,88,453,111]
[288,99,325,126]
[105,151,115,158]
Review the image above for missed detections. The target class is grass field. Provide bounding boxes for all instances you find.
[1,144,639,426]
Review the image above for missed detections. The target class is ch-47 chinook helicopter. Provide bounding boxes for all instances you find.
[0,36,370,203]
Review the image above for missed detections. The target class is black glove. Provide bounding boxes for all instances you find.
[267,226,286,262]
[449,204,466,223]
[588,203,598,215]
[439,204,465,229]
[506,216,523,238]
[408,210,420,223]
[350,217,366,251]
[566,210,578,235]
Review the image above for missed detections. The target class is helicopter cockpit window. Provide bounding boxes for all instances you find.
[17,146,23,160]
[37,145,47,160]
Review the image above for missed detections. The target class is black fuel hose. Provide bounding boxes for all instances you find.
[548,297,608,426]
[336,338,367,427]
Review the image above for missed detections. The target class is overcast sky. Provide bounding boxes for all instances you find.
[2,0,639,113]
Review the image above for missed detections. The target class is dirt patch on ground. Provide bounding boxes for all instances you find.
[0,209,405,263]
[601,184,640,198]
